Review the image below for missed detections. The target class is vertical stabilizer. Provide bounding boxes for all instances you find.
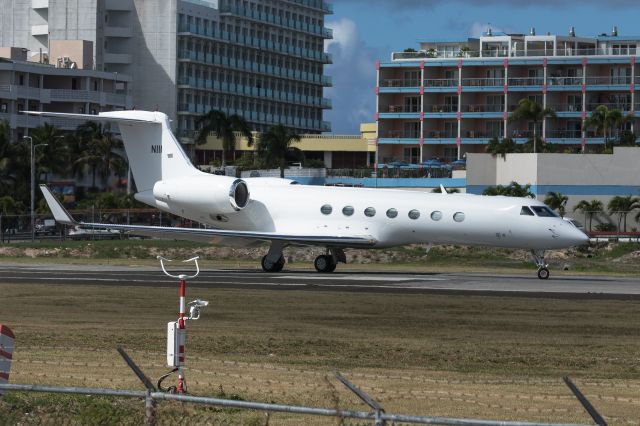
[99,111,201,192]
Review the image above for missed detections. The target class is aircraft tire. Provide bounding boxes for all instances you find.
[261,255,285,272]
[537,267,550,280]
[314,255,336,273]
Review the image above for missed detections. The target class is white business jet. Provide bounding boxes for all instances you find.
[30,110,588,279]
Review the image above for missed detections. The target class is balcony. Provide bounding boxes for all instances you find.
[382,130,420,139]
[31,0,49,9]
[104,26,132,38]
[426,104,457,113]
[586,102,632,112]
[379,79,420,88]
[507,77,544,86]
[31,24,48,36]
[384,105,421,113]
[546,130,582,139]
[585,76,632,85]
[546,103,583,112]
[547,76,582,86]
[461,104,504,113]
[424,79,457,88]
[104,53,132,64]
[462,78,505,87]
[218,5,329,38]
[426,131,457,139]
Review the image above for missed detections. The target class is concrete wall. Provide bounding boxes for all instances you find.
[467,148,640,229]
[49,39,93,69]
[129,0,177,119]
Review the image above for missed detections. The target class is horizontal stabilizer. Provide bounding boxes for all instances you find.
[39,185,77,225]
[22,111,160,124]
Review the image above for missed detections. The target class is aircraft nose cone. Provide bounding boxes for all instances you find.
[569,227,590,246]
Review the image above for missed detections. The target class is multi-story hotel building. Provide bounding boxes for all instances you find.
[376,28,639,165]
[0,46,132,140]
[0,0,333,143]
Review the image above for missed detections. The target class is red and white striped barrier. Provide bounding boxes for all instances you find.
[0,324,14,396]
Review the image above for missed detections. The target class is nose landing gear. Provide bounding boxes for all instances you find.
[531,250,549,280]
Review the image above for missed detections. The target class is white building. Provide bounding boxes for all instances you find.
[0,0,333,145]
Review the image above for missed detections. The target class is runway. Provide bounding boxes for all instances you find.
[0,263,638,298]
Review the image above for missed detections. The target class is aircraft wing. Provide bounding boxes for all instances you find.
[40,185,377,248]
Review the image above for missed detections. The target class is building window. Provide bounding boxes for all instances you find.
[431,211,443,221]
[320,204,332,215]
[408,210,420,220]
[386,208,398,218]
[453,212,466,222]
[342,206,354,216]
[364,207,376,217]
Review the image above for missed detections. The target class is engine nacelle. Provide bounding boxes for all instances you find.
[153,176,250,214]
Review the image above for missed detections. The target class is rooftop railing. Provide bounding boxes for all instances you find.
[392,47,638,61]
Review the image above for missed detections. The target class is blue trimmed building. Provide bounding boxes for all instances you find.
[375,28,638,165]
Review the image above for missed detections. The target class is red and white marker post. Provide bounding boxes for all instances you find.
[0,324,15,396]
[159,256,205,394]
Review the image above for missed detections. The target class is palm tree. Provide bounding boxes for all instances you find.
[544,192,569,218]
[573,199,604,231]
[607,195,640,232]
[482,181,535,198]
[485,137,517,159]
[196,110,254,168]
[509,99,556,153]
[583,105,625,150]
[256,125,302,178]
[0,120,16,194]
[76,122,127,189]
[30,123,67,183]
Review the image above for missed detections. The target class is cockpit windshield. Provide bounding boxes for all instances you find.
[531,206,557,217]
[520,206,535,216]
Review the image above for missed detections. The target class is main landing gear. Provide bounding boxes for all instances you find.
[530,250,550,280]
[260,244,347,273]
[261,241,286,272]
[261,254,285,272]
[314,248,346,273]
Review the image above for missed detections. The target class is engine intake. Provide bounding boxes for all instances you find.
[229,179,249,210]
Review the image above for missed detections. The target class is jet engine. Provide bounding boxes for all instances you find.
[153,176,250,214]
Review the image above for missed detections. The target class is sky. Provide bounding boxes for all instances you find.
[323,0,640,134]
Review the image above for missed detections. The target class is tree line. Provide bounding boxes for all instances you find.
[486,100,638,158]
[482,182,640,232]
[0,110,306,216]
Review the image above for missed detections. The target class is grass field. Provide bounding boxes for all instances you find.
[1,239,640,276]
[1,271,639,425]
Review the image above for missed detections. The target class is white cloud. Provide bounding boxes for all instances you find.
[324,18,379,134]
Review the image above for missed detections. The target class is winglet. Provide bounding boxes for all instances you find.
[440,185,448,194]
[39,185,77,225]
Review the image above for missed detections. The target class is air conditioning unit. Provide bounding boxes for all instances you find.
[57,56,72,68]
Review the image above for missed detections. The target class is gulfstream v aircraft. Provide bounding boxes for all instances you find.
[30,110,588,279]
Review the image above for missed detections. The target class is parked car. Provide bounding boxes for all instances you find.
[35,219,58,236]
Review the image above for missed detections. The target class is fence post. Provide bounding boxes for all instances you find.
[145,389,156,426]
[116,347,157,425]
[335,372,385,426]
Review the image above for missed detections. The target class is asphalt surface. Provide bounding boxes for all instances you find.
[0,264,639,299]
